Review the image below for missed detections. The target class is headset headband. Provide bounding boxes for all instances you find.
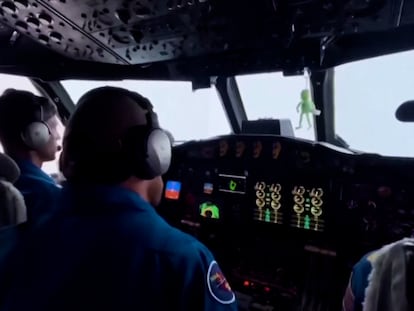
[36,104,45,122]
[124,91,155,129]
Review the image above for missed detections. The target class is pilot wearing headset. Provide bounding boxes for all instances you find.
[0,89,62,225]
[0,86,238,311]
[342,101,414,311]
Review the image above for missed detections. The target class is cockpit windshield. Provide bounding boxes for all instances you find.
[63,74,317,143]
[236,73,316,141]
[335,50,414,157]
[63,58,414,157]
[237,52,414,157]
[62,80,231,142]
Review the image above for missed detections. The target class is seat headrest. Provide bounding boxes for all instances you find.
[0,154,26,229]
[0,180,27,229]
[0,154,20,183]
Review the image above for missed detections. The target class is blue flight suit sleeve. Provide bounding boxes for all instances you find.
[342,253,375,311]
[177,240,238,311]
[18,182,61,224]
[13,160,62,225]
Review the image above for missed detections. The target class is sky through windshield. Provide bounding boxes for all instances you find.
[1,49,414,175]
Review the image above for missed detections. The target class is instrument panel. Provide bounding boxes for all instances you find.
[160,134,414,310]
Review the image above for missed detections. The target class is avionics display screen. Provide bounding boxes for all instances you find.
[218,174,246,194]
[290,186,325,232]
[165,181,182,200]
[254,181,283,224]
[203,182,214,194]
[200,201,221,219]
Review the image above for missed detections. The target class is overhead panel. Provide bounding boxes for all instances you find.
[0,0,414,68]
[0,0,213,64]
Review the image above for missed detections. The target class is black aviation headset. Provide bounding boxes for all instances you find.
[64,87,172,182]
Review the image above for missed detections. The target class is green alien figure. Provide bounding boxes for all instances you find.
[296,89,321,129]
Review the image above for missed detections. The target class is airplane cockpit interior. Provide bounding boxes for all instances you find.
[2,0,414,310]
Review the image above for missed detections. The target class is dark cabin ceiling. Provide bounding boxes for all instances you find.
[0,0,414,80]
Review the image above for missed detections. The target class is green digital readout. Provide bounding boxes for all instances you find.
[218,174,246,194]
[291,186,325,232]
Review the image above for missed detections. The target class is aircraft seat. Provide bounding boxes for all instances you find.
[0,153,27,305]
[0,180,27,229]
[0,153,26,229]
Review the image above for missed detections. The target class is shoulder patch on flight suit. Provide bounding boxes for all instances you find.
[207,261,235,304]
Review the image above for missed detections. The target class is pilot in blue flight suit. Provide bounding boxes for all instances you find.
[342,250,379,311]
[0,89,62,224]
[343,239,414,311]
[0,86,238,311]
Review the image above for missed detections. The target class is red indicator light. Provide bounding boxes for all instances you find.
[243,280,250,287]
[264,287,271,293]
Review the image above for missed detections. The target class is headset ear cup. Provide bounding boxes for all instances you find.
[146,129,172,176]
[21,122,50,149]
[122,127,171,180]
[121,126,150,179]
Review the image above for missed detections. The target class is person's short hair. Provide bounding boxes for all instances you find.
[0,89,57,150]
[61,86,157,184]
